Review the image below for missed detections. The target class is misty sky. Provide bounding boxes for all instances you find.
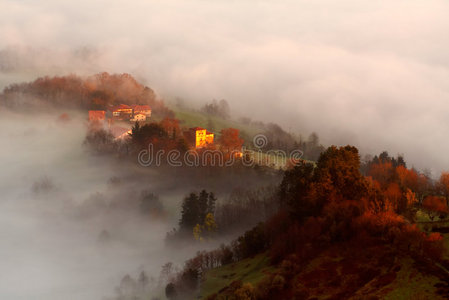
[1,0,449,174]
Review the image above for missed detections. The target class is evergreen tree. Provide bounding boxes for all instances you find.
[138,271,149,292]
[198,190,209,223]
[179,193,199,231]
[165,283,177,300]
[208,192,217,214]
[179,190,218,235]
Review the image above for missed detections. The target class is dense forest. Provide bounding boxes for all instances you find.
[156,146,449,300]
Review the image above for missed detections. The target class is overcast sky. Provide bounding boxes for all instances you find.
[1,0,449,175]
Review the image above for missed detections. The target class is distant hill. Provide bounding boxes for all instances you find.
[0,72,172,117]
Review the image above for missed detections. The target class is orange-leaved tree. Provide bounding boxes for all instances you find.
[422,196,448,221]
[218,128,244,154]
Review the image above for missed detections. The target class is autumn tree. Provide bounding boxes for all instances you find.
[160,118,181,139]
[368,161,394,189]
[365,151,408,188]
[314,145,368,203]
[396,165,419,192]
[194,207,217,241]
[203,213,217,236]
[280,146,370,221]
[405,188,418,208]
[192,215,217,242]
[193,224,203,241]
[234,282,256,300]
[364,177,387,213]
[130,121,169,150]
[219,128,244,154]
[384,182,403,213]
[422,196,448,221]
[416,172,432,203]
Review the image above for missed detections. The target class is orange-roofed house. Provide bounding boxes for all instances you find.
[88,110,106,122]
[110,104,133,119]
[184,127,214,148]
[131,105,152,117]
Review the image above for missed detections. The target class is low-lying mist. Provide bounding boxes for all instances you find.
[0,108,277,299]
[0,111,202,300]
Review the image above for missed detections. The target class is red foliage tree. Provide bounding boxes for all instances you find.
[368,161,394,189]
[422,196,448,220]
[218,128,244,157]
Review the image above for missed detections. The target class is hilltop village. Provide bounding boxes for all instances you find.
[88,104,217,151]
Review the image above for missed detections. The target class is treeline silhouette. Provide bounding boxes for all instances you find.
[0,72,173,117]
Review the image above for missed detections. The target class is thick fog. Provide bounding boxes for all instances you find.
[1,1,448,298]
[0,111,206,300]
[1,1,449,174]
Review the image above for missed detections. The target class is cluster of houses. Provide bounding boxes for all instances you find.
[88,104,152,123]
[88,104,152,142]
[88,104,215,149]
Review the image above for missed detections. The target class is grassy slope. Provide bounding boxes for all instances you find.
[171,107,314,169]
[171,107,263,139]
[382,257,444,300]
[198,254,275,299]
[199,240,449,300]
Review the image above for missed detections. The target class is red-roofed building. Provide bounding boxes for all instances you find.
[109,104,132,119]
[131,105,152,117]
[88,110,106,122]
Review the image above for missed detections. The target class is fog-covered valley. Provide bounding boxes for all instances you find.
[0,111,204,300]
[3,1,449,299]
[0,107,280,299]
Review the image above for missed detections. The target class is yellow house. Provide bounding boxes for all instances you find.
[185,127,214,148]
